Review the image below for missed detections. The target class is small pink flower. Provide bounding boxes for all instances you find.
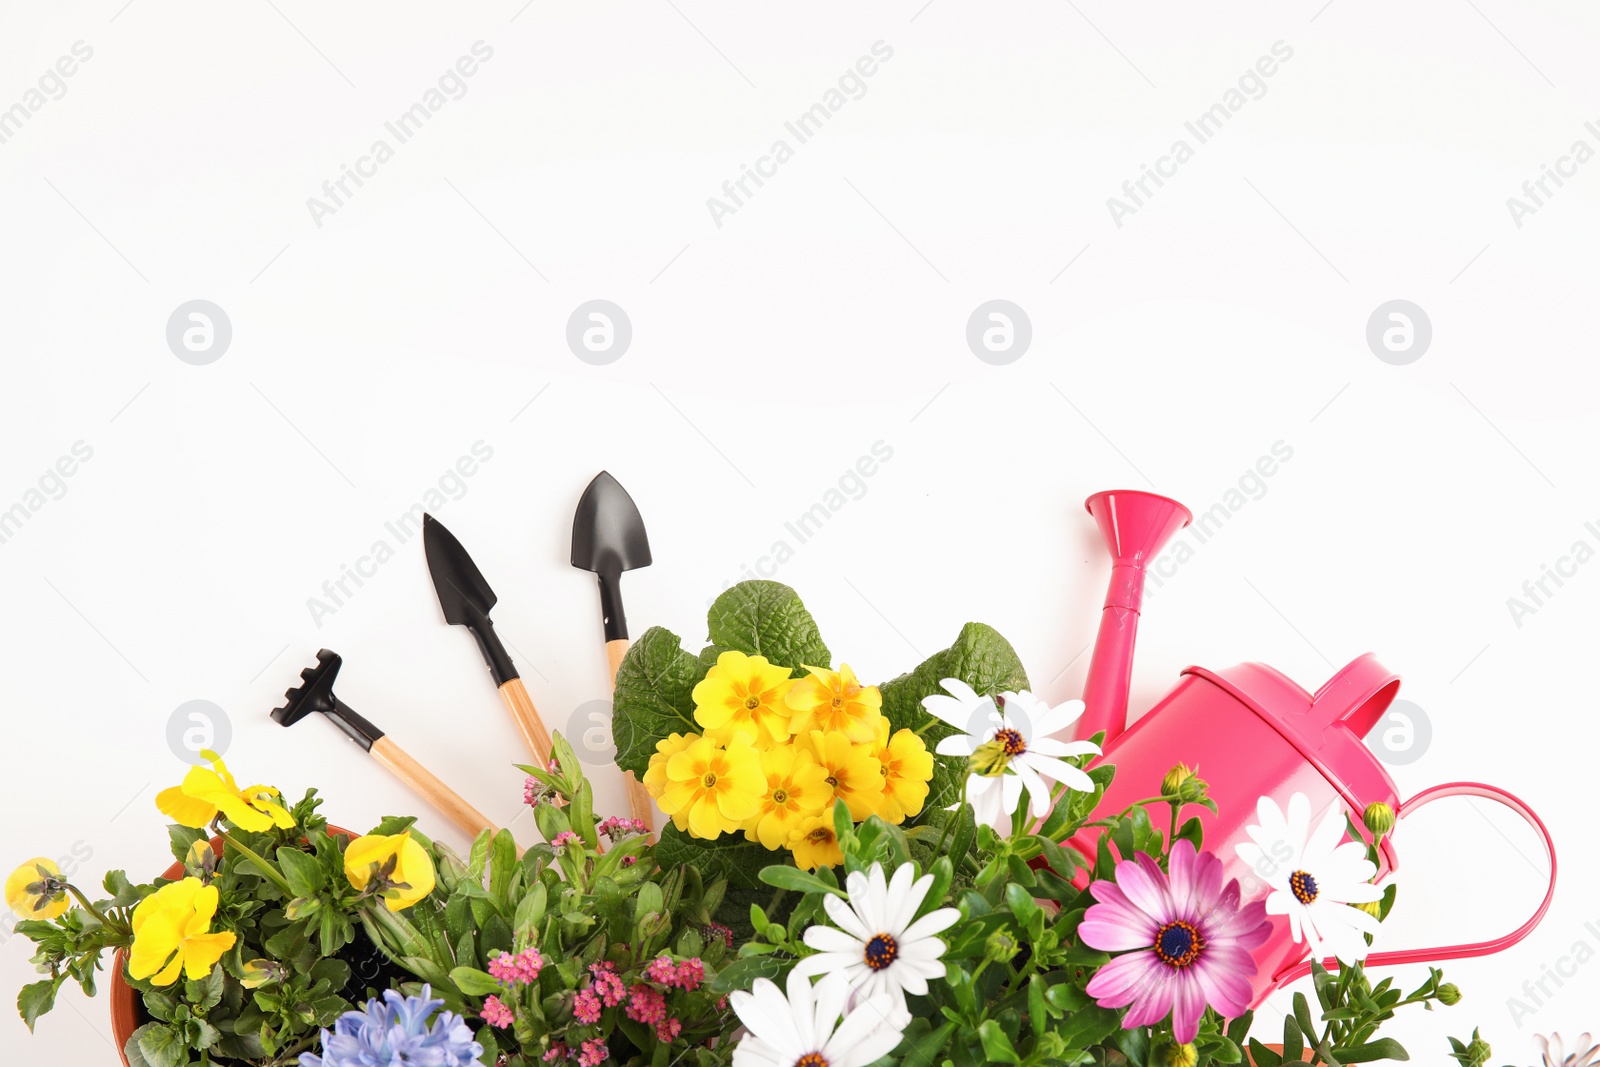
[654,1017,681,1043]
[589,964,626,1008]
[577,1037,608,1067]
[625,983,666,1024]
[481,995,514,1029]
[619,855,638,868]
[644,956,677,985]
[1079,839,1271,1044]
[573,988,602,1024]
[552,830,581,847]
[543,1041,568,1062]
[489,947,544,984]
[673,959,704,992]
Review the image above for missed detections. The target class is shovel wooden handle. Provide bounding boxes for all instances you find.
[608,638,656,831]
[499,676,554,769]
[370,736,498,841]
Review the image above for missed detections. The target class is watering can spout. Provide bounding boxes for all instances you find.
[1075,490,1193,743]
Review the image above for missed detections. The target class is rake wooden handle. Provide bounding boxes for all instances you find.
[499,676,553,769]
[370,736,498,841]
[608,638,656,831]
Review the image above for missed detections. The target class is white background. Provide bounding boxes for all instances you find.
[2,1,1596,1063]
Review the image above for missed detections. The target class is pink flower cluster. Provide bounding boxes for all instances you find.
[576,1038,607,1067]
[597,816,648,841]
[543,1043,568,1063]
[588,961,626,1007]
[481,995,514,1029]
[643,955,703,992]
[487,947,544,985]
[551,831,581,848]
[523,776,549,807]
[624,983,683,1043]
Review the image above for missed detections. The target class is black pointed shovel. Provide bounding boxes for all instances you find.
[571,471,655,829]
[423,514,554,769]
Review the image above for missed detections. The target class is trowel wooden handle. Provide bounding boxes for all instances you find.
[499,676,554,769]
[607,638,656,832]
[370,736,498,841]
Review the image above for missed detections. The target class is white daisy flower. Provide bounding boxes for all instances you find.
[1234,792,1384,963]
[921,680,1100,826]
[1539,1032,1600,1067]
[792,862,960,1008]
[729,968,903,1067]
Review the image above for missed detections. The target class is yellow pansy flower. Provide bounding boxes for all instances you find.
[744,743,829,851]
[786,810,844,871]
[794,729,885,822]
[870,717,935,823]
[155,751,295,833]
[691,651,795,747]
[6,858,70,921]
[128,877,237,986]
[343,831,436,912]
[785,664,882,743]
[659,734,765,839]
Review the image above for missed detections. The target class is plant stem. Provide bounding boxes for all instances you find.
[219,833,297,897]
[65,885,131,937]
[934,777,970,858]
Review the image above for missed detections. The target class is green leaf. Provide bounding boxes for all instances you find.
[1282,1014,1304,1060]
[136,1021,187,1067]
[489,829,517,907]
[102,869,143,908]
[275,845,324,897]
[1055,1003,1122,1051]
[758,865,845,897]
[449,966,504,996]
[572,779,598,851]
[17,976,64,1031]
[1336,1039,1409,1062]
[612,626,709,776]
[1293,992,1319,1046]
[707,954,785,995]
[977,1019,1021,1063]
[512,882,547,937]
[877,621,1030,810]
[705,580,830,669]
[1248,1039,1283,1067]
[654,824,768,890]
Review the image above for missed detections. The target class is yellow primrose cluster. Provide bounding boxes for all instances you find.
[641,651,934,869]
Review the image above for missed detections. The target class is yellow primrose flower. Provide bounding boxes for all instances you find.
[343,831,436,912]
[128,877,237,986]
[785,664,882,742]
[744,743,830,851]
[691,651,795,747]
[642,731,698,832]
[155,751,295,834]
[786,810,845,871]
[6,858,70,921]
[794,729,885,822]
[870,717,935,823]
[659,734,765,839]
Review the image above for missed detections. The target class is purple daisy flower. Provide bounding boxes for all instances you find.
[1078,839,1271,1044]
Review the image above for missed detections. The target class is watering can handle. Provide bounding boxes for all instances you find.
[1274,781,1556,985]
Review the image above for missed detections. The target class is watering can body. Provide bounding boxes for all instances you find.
[1060,490,1556,1008]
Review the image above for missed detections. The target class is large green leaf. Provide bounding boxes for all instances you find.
[653,824,768,890]
[705,581,830,670]
[612,626,707,776]
[877,621,1031,812]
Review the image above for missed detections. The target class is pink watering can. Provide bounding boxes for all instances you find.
[1062,489,1557,1007]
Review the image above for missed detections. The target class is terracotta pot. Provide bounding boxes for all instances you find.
[110,826,355,1067]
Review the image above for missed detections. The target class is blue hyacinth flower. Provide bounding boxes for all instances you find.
[300,985,483,1067]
